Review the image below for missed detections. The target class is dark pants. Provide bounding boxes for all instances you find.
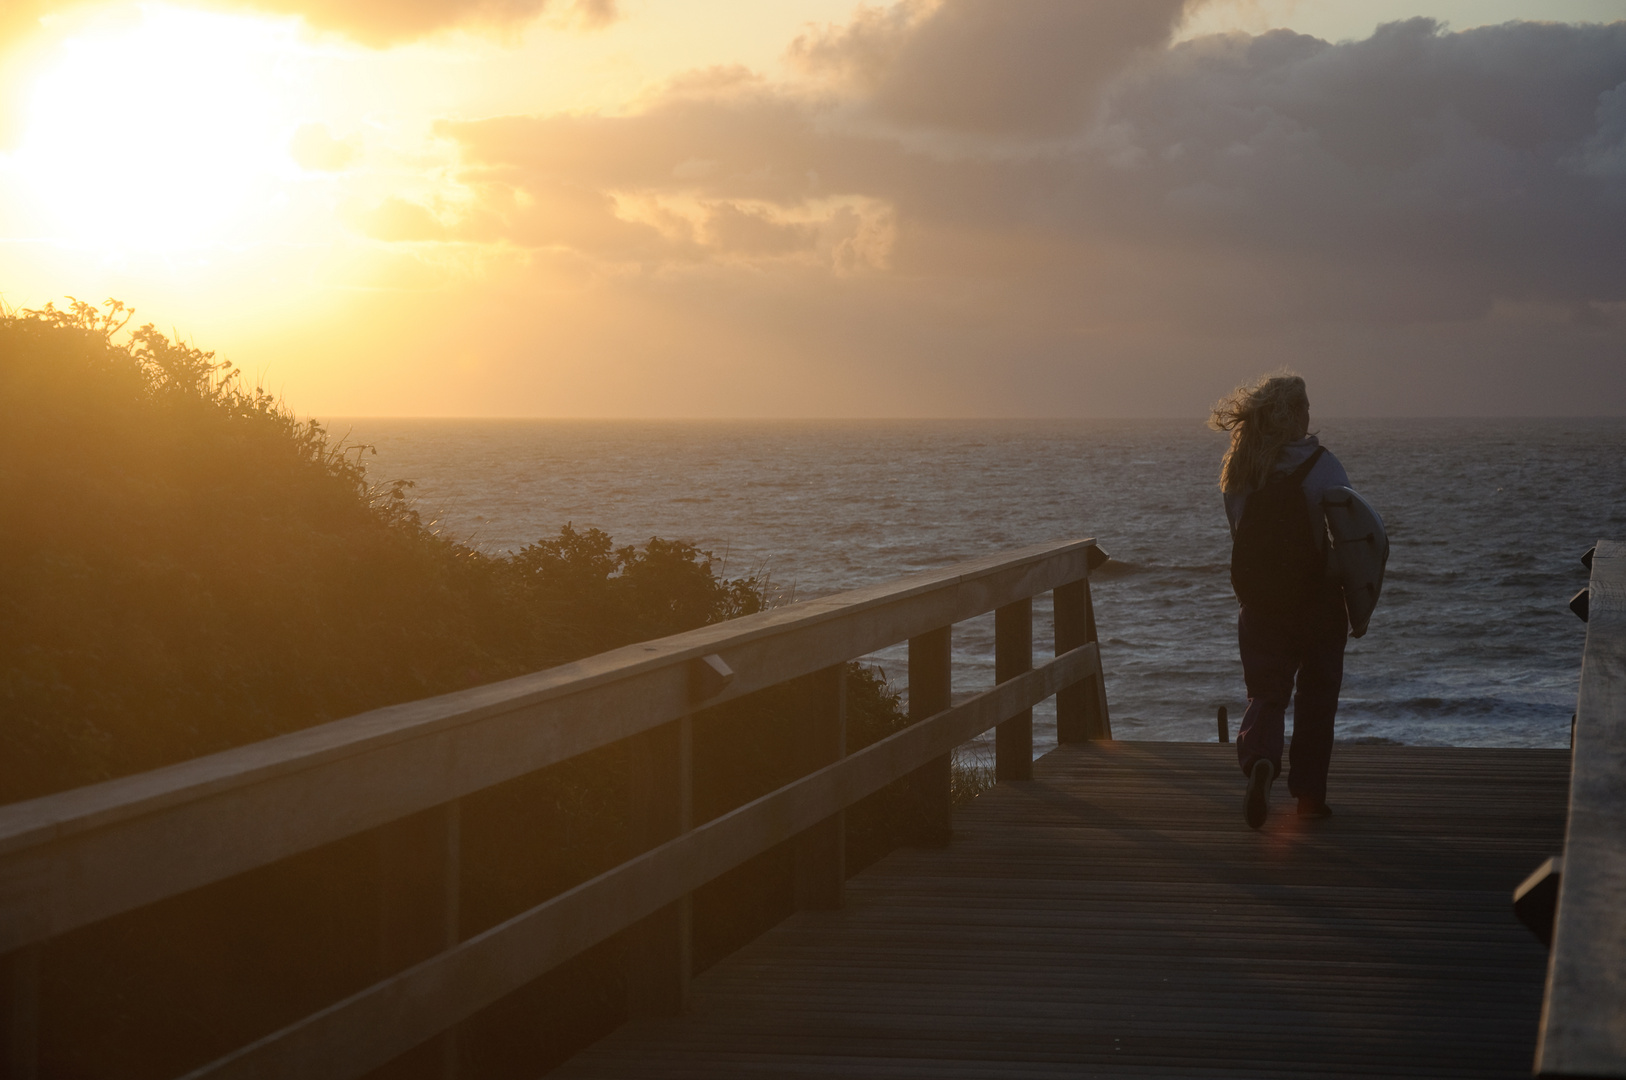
[1235,595,1347,805]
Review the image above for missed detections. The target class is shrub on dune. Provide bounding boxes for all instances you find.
[0,299,906,803]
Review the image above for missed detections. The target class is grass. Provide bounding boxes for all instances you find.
[952,742,998,805]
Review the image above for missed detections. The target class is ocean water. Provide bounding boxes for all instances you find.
[331,417,1626,753]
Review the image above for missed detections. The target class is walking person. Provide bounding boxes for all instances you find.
[1210,373,1351,828]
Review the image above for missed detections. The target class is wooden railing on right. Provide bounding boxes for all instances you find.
[1537,537,1626,1077]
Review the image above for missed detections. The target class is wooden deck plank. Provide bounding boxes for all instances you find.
[549,742,1570,1079]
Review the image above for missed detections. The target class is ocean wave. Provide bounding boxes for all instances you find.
[1093,559,1231,580]
[1090,558,1144,578]
[1341,695,1568,720]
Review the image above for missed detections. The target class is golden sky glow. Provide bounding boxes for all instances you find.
[15,9,304,251]
[3,0,1626,416]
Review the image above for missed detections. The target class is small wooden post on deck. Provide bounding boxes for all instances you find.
[995,598,1034,781]
[906,626,954,846]
[626,716,692,1017]
[377,801,461,1078]
[794,665,847,910]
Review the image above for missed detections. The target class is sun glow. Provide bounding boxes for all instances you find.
[11,7,307,253]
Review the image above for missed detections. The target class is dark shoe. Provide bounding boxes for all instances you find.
[1244,759,1275,829]
[1296,799,1333,819]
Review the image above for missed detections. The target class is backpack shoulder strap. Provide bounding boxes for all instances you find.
[1283,445,1326,486]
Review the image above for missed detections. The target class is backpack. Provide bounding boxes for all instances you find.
[1230,446,1326,618]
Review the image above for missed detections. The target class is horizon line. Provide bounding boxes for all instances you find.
[306,413,1626,422]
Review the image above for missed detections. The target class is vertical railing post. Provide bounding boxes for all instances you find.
[994,598,1034,781]
[1054,580,1088,743]
[1079,572,1112,740]
[377,800,461,1078]
[438,805,460,1080]
[1056,570,1112,742]
[906,626,954,846]
[794,664,847,910]
[3,944,40,1080]
[625,717,692,1016]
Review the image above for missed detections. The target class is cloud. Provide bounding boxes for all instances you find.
[253,0,621,43]
[566,0,617,30]
[1578,80,1626,175]
[788,0,1193,135]
[700,202,818,256]
[418,81,907,269]
[354,195,450,242]
[1087,19,1626,315]
[237,0,552,44]
[428,17,1626,308]
[354,12,1626,413]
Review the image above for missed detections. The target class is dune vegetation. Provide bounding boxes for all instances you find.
[0,299,945,1079]
[0,298,914,802]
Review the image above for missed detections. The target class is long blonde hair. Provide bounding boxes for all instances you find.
[1208,373,1309,494]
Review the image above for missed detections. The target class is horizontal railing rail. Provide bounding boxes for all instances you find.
[192,645,1099,1080]
[0,537,1112,1080]
[1536,538,1626,1078]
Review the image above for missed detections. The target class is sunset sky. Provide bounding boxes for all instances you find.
[3,0,1625,417]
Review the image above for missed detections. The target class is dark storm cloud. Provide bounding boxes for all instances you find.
[4,0,615,48]
[787,0,1191,135]
[1085,19,1626,317]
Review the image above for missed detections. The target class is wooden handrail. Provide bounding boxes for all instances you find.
[0,538,1102,953]
[0,538,1110,1080]
[1536,538,1626,1077]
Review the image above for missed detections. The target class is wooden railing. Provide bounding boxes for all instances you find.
[0,538,1111,1080]
[1536,538,1626,1078]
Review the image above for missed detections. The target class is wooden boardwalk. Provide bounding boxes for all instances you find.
[552,741,1571,1079]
